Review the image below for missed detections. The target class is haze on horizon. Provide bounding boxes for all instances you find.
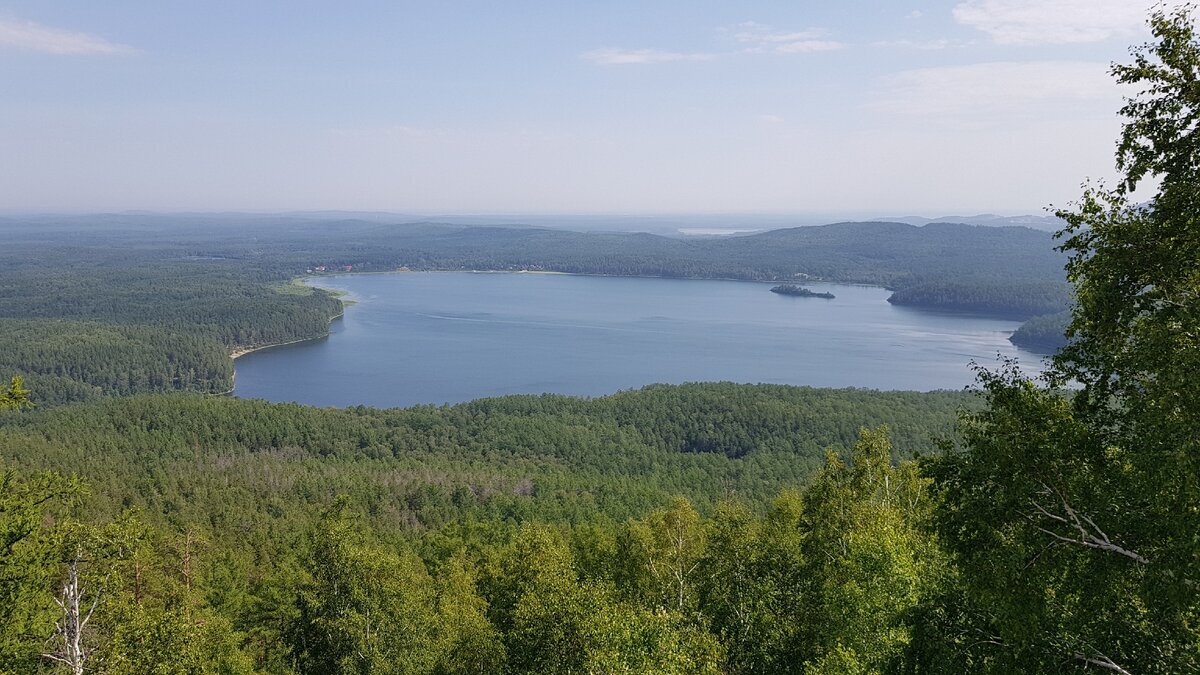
[0,0,1171,215]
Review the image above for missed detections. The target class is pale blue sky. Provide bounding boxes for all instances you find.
[0,1,1169,215]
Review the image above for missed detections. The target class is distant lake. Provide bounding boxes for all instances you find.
[233,272,1046,408]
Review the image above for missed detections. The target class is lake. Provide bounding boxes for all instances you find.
[232,272,1046,408]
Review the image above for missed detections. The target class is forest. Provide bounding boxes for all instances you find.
[0,320,234,404]
[885,279,1071,319]
[1,6,1198,674]
[1006,310,1072,353]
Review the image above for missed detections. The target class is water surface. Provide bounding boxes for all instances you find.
[233,272,1044,407]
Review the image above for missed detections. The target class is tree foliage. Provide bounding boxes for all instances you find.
[0,376,30,411]
[929,6,1200,673]
[0,405,954,673]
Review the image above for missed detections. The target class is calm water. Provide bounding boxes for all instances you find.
[233,273,1045,408]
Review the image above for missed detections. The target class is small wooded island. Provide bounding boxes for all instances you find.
[770,284,835,299]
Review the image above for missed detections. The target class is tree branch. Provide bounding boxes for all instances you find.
[1024,483,1149,565]
[1073,651,1134,675]
[80,572,110,630]
[41,653,72,666]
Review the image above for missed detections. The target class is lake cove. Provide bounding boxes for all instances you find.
[232,272,1046,408]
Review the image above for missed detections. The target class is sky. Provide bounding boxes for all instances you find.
[0,1,1175,216]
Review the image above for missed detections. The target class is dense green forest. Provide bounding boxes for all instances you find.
[2,7,1198,673]
[1007,310,1071,352]
[0,385,975,673]
[0,320,234,404]
[0,263,341,404]
[0,429,940,673]
[0,264,343,348]
[0,384,972,529]
[886,279,1071,319]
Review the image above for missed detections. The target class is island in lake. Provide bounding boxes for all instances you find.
[770,284,835,299]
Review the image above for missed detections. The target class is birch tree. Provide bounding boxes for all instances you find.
[288,502,443,675]
[0,468,77,670]
[39,520,130,675]
[929,7,1200,672]
[798,428,939,674]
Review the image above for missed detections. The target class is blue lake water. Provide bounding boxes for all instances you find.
[232,272,1046,408]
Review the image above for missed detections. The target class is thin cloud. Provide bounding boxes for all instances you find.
[872,39,957,50]
[874,61,1118,116]
[0,17,135,55]
[583,22,843,66]
[582,48,715,65]
[952,0,1156,44]
[773,40,844,54]
[733,22,845,54]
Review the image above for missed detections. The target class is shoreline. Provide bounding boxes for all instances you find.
[220,272,1045,404]
[220,307,346,396]
[300,269,1032,332]
[230,329,338,361]
[299,267,876,289]
[230,308,345,360]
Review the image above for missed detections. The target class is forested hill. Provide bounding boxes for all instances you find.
[282,219,1069,316]
[0,384,974,671]
[0,214,1065,286]
[0,384,972,529]
[0,215,1067,403]
[718,221,1065,286]
[301,219,1066,289]
[357,220,1070,319]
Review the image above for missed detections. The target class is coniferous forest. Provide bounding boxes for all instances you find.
[2,7,1199,674]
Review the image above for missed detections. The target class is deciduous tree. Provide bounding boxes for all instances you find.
[930,6,1200,672]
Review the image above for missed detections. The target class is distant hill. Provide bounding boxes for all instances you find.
[2,213,1066,287]
[884,213,1066,232]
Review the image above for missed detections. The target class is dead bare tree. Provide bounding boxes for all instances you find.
[42,553,107,675]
